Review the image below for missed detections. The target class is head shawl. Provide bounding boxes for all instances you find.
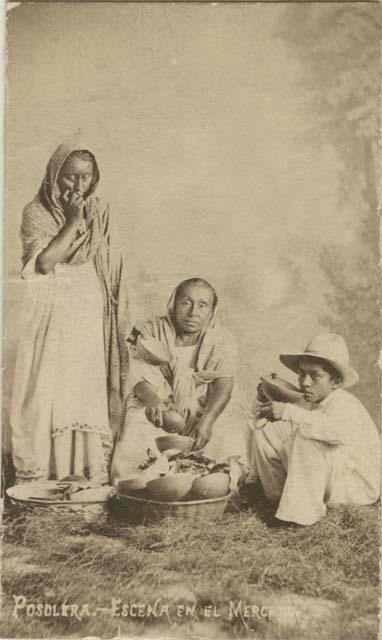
[139,279,237,420]
[21,143,106,269]
[19,143,129,437]
[38,142,100,226]
[166,278,218,335]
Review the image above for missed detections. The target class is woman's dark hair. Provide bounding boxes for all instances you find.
[68,150,96,165]
[174,278,218,309]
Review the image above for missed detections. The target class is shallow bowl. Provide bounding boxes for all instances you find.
[260,375,303,403]
[155,434,194,453]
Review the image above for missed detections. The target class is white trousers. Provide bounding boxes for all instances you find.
[253,420,374,525]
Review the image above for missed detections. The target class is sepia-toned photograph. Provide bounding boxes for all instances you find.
[2,2,380,639]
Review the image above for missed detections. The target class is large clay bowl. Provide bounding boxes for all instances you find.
[189,473,230,500]
[146,473,195,502]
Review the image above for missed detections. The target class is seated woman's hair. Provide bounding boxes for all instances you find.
[174,278,218,309]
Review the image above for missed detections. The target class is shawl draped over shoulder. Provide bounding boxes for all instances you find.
[20,143,129,436]
[137,284,237,420]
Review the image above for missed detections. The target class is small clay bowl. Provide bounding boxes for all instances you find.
[155,434,194,454]
[145,408,185,433]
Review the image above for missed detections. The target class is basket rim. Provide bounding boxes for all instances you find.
[115,490,233,507]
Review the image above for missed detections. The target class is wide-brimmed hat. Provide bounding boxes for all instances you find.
[279,333,359,388]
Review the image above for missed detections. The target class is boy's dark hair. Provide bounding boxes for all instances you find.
[320,359,343,384]
[174,278,218,309]
[301,356,343,384]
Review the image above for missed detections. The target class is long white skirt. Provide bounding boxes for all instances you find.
[11,260,112,483]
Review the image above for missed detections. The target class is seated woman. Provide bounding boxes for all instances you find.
[111,278,253,480]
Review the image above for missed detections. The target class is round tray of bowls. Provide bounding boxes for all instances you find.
[6,481,115,523]
[112,469,233,524]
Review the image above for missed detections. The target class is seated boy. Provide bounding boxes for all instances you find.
[249,333,380,525]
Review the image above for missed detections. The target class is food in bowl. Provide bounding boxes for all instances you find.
[189,472,230,500]
[146,473,195,502]
[68,486,114,502]
[28,487,65,500]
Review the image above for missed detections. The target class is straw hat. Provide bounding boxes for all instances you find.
[279,333,359,388]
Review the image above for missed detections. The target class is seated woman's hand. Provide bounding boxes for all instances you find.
[144,400,166,428]
[191,415,214,451]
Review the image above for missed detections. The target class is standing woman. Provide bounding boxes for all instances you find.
[11,143,129,483]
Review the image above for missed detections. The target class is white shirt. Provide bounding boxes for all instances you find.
[282,388,380,493]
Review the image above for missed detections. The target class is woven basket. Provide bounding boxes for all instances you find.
[111,491,232,524]
[6,482,111,523]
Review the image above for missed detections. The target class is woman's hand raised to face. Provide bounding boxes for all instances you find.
[62,190,85,226]
[35,190,86,274]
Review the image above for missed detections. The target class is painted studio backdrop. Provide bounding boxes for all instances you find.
[4,3,380,459]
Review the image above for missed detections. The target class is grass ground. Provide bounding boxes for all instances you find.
[1,490,379,640]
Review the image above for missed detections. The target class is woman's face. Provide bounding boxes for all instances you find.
[174,284,215,335]
[57,156,94,198]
